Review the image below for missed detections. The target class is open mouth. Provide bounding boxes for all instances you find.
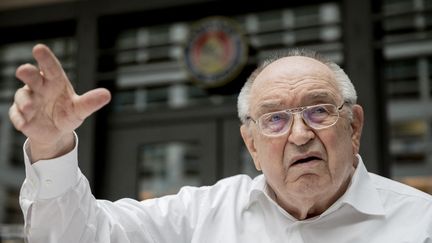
[292,156,321,166]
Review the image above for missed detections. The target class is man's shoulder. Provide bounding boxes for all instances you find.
[367,173,432,230]
[172,174,263,210]
[179,174,263,197]
[209,174,264,193]
[368,172,432,203]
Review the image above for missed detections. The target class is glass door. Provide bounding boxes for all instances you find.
[102,122,217,201]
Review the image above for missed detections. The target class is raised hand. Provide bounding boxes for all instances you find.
[9,44,111,163]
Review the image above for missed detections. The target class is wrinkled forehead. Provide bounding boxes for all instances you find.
[255,56,336,87]
[253,56,340,94]
[249,57,343,115]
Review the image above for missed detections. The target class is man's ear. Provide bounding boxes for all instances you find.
[350,105,364,155]
[240,124,261,171]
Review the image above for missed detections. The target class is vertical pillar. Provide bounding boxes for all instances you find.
[75,1,98,188]
[343,0,390,176]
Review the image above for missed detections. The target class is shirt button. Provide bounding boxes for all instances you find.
[45,179,53,185]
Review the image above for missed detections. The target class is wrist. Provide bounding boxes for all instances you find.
[28,133,76,163]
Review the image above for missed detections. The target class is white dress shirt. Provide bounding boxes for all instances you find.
[20,138,432,243]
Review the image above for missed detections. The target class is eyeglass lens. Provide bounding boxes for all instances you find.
[259,104,339,136]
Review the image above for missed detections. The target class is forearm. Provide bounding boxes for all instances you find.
[19,134,155,243]
[21,172,94,243]
[20,133,96,242]
[20,134,83,242]
[21,172,156,243]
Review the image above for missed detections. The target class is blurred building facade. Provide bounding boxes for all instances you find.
[0,0,431,240]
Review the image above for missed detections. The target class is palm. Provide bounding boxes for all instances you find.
[25,85,80,144]
[9,44,111,159]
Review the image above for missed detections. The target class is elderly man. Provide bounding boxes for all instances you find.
[10,44,432,243]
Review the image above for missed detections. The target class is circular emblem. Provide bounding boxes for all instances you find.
[183,16,248,88]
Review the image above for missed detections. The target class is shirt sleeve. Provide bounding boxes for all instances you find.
[18,133,155,243]
[22,133,80,200]
[18,133,201,243]
[19,132,80,232]
[19,133,87,242]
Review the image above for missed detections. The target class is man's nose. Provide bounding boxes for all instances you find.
[287,113,315,146]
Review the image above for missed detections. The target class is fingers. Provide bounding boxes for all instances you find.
[32,44,67,83]
[9,103,26,131]
[15,63,44,92]
[14,86,38,122]
[75,88,111,120]
[9,86,38,132]
[15,43,69,94]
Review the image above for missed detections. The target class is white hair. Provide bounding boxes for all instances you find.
[237,49,357,124]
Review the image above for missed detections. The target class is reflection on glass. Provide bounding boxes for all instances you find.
[138,141,201,200]
[390,119,432,195]
[385,59,419,99]
[429,57,432,96]
[0,224,24,243]
[390,120,427,164]
[399,175,432,194]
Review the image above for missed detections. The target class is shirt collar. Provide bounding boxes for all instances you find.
[248,173,268,203]
[248,155,386,217]
[335,155,385,216]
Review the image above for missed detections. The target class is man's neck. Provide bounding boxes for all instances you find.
[269,169,356,220]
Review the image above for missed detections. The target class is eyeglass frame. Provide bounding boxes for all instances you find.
[246,102,349,137]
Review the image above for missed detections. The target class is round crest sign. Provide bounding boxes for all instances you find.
[183,16,248,88]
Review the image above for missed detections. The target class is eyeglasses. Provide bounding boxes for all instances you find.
[247,103,346,137]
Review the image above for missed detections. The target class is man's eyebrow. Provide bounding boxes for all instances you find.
[256,100,284,114]
[254,92,337,115]
[301,92,335,103]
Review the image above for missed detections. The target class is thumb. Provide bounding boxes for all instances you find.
[75,88,111,120]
